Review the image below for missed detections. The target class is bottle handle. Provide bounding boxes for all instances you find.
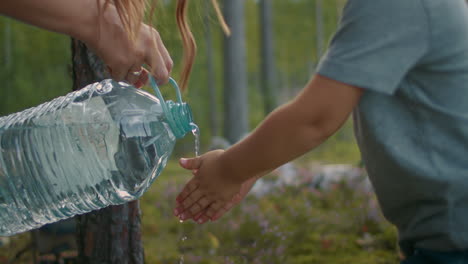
[148,76,193,138]
[149,76,184,113]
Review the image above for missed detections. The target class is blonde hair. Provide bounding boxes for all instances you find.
[106,0,229,92]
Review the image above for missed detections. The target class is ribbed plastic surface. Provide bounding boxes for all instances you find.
[0,80,182,236]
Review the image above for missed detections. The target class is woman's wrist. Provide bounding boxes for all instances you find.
[67,0,100,44]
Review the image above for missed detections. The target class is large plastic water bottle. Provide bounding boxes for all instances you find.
[0,77,196,236]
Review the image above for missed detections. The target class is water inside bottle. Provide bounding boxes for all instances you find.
[0,82,182,236]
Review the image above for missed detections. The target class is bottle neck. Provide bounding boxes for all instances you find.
[166,101,194,139]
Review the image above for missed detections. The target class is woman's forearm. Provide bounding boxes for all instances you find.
[0,0,97,41]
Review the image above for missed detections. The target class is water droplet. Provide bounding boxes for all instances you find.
[178,236,188,263]
[190,123,200,156]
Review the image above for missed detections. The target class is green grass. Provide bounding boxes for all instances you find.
[305,119,362,165]
[139,160,400,264]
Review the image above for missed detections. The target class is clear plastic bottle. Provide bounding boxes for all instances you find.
[0,77,195,236]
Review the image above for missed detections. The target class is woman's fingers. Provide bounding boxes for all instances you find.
[107,25,171,86]
[126,65,144,85]
[133,69,149,88]
[154,29,173,74]
[84,6,172,85]
[107,51,139,82]
[143,27,170,85]
[108,62,129,81]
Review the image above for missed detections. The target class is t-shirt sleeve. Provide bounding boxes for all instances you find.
[317,0,429,95]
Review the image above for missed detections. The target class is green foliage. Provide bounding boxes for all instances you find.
[139,161,399,263]
[0,0,348,152]
[0,1,390,263]
[0,18,72,116]
[306,119,361,165]
[0,157,396,263]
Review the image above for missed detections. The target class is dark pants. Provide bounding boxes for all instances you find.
[401,248,468,264]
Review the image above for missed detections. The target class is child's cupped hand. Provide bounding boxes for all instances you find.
[174,150,254,224]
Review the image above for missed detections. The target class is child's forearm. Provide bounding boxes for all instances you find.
[0,0,97,42]
[219,75,362,184]
[220,103,331,182]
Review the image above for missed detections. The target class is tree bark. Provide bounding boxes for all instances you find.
[223,0,249,144]
[2,19,12,115]
[71,39,144,264]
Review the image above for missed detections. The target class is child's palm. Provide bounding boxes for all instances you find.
[174,150,243,222]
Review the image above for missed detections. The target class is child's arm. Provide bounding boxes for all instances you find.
[175,74,363,222]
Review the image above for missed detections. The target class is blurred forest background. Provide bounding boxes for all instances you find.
[0,0,399,263]
[0,0,357,163]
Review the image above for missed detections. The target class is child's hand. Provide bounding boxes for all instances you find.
[205,176,259,223]
[173,150,246,223]
[189,174,259,224]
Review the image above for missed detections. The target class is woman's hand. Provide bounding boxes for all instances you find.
[83,4,173,88]
[0,0,173,88]
[173,150,251,223]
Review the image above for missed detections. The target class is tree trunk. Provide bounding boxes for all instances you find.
[71,39,145,264]
[259,0,276,115]
[223,0,249,144]
[3,19,12,114]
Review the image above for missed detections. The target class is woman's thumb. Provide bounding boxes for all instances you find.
[179,157,202,170]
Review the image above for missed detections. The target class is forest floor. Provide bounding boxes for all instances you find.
[1,160,401,264]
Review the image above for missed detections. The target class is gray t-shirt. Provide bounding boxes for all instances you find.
[317,0,468,252]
